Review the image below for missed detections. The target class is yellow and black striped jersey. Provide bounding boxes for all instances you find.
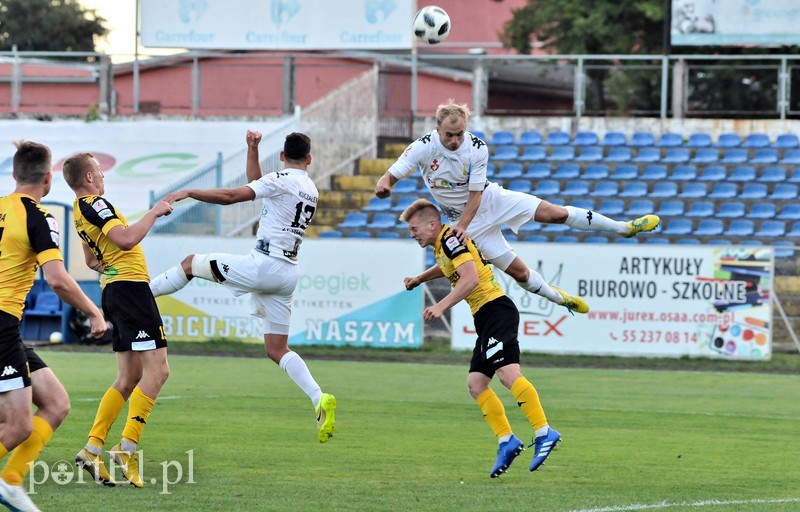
[0,193,63,319]
[73,195,149,284]
[434,224,505,315]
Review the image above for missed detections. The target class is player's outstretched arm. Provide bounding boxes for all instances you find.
[245,130,263,182]
[165,186,255,207]
[423,260,479,321]
[375,171,398,198]
[105,200,173,251]
[41,260,107,339]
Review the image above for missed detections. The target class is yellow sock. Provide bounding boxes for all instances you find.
[0,416,54,485]
[120,386,156,445]
[87,387,126,449]
[476,388,512,439]
[510,376,548,430]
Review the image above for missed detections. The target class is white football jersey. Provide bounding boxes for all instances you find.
[387,130,489,222]
[247,168,318,264]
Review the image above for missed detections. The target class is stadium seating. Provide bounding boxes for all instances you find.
[547,146,575,161]
[376,231,401,239]
[545,131,570,145]
[724,219,755,237]
[496,163,524,179]
[739,183,768,199]
[779,149,800,164]
[669,165,698,181]
[770,184,799,200]
[391,196,416,213]
[629,132,655,146]
[575,146,604,162]
[582,164,610,180]
[615,237,640,244]
[696,166,727,181]
[25,292,61,317]
[523,234,548,243]
[554,235,579,243]
[631,147,661,163]
[524,163,551,178]
[787,222,800,237]
[708,183,738,199]
[490,130,515,146]
[471,130,487,141]
[616,182,647,198]
[684,201,714,218]
[573,131,599,146]
[758,166,786,182]
[363,197,392,212]
[366,213,397,230]
[772,240,795,258]
[572,199,595,211]
[774,134,800,149]
[598,199,624,216]
[507,179,532,194]
[690,148,719,164]
[602,132,627,146]
[678,183,708,198]
[552,163,580,179]
[338,212,368,229]
[715,133,741,148]
[686,133,712,147]
[750,148,779,164]
[789,169,800,182]
[707,238,732,245]
[742,133,770,148]
[393,180,418,194]
[649,182,679,198]
[720,148,749,164]
[604,147,632,162]
[728,166,756,182]
[661,148,690,163]
[662,219,693,235]
[645,237,670,244]
[347,231,372,238]
[491,146,519,161]
[747,202,777,219]
[584,235,610,244]
[533,179,560,196]
[656,200,685,217]
[777,204,800,220]
[518,146,547,161]
[658,133,683,147]
[563,180,590,196]
[319,230,342,238]
[676,238,701,245]
[608,164,638,180]
[641,165,668,180]
[693,219,724,236]
[518,130,543,146]
[625,199,655,217]
[716,202,746,218]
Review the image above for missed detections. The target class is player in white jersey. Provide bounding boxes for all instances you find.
[149,131,336,443]
[375,99,660,312]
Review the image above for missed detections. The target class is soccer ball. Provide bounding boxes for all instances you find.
[413,5,451,45]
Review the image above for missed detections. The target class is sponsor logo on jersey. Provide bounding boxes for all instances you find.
[92,199,114,219]
[46,217,59,232]
[445,236,460,252]
[430,159,440,171]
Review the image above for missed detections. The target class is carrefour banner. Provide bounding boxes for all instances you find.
[671,0,800,46]
[141,0,415,50]
[142,236,424,347]
[452,244,774,360]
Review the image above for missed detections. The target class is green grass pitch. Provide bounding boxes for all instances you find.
[21,351,800,511]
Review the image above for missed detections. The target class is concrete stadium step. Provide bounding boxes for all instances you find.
[357,158,395,176]
[332,175,376,191]
[383,143,408,159]
[320,190,374,208]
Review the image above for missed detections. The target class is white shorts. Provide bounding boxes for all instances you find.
[467,182,543,261]
[194,250,298,335]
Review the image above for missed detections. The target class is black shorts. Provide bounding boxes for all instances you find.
[25,345,48,373]
[102,281,167,353]
[469,296,521,378]
[0,310,31,390]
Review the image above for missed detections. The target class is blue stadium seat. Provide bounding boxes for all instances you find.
[645,237,671,245]
[582,164,610,180]
[641,164,668,180]
[575,146,604,162]
[729,166,756,182]
[625,199,655,217]
[584,235,610,244]
[572,199,596,211]
[319,230,343,238]
[779,149,800,165]
[518,130,543,146]
[573,131,599,146]
[717,202,746,218]
[676,238,701,245]
[715,133,741,148]
[602,132,627,146]
[533,179,560,196]
[708,183,738,199]
[518,221,543,234]
[750,148,779,164]
[491,130,516,146]
[739,183,768,199]
[615,182,646,198]
[720,148,749,164]
[347,231,372,238]
[754,220,786,237]
[724,220,755,237]
[661,148,690,163]
[742,133,770,148]
[363,197,393,212]
[598,199,624,216]
[392,196,416,213]
[669,165,698,181]
[684,201,715,218]
[591,181,621,197]
[518,146,547,162]
[523,234,548,243]
[507,179,532,194]
[777,204,800,220]
[693,219,724,236]
[545,131,571,145]
[686,133,712,147]
[26,291,61,317]
[656,200,685,217]
[562,180,590,196]
[338,212,368,229]
[541,223,571,233]
[491,146,519,161]
[649,182,679,198]
[691,148,720,164]
[615,237,640,244]
[789,169,800,182]
[392,180,418,194]
[696,165,727,181]
[547,146,575,161]
[632,147,661,163]
[496,163,524,179]
[658,132,683,147]
[486,164,496,177]
[366,213,397,229]
[629,132,655,147]
[662,219,693,235]
[758,166,786,182]
[773,134,800,149]
[788,222,800,237]
[770,184,799,200]
[609,164,638,180]
[747,202,777,219]
[604,147,632,162]
[471,130,487,142]
[707,238,732,245]
[678,183,708,198]
[772,240,795,258]
[552,163,580,179]
[376,231,401,239]
[524,163,551,178]
[553,235,579,243]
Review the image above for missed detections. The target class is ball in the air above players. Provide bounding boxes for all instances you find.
[413,5,451,45]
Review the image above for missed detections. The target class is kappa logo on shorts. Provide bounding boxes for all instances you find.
[485,337,503,359]
[135,330,150,340]
[1,366,18,377]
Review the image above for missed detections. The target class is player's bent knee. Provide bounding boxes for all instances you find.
[190,254,222,282]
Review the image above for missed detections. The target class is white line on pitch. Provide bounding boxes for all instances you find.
[568,497,800,512]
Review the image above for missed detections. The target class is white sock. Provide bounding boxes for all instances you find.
[120,440,136,454]
[279,351,323,407]
[84,444,102,456]
[518,270,563,304]
[149,264,190,297]
[498,434,512,444]
[565,205,628,234]
[535,426,550,438]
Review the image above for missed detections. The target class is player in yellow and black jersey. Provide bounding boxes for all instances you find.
[0,141,106,511]
[62,152,173,488]
[400,198,565,479]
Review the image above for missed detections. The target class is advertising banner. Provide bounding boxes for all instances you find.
[142,236,425,347]
[451,244,774,360]
[672,0,800,46]
[141,0,415,50]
